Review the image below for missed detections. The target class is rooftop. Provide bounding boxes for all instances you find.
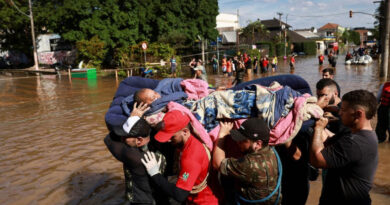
[319,23,339,30]
[261,18,291,29]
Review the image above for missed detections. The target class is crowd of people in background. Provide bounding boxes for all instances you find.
[178,53,283,87]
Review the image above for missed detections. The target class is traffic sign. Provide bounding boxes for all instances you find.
[141,42,147,50]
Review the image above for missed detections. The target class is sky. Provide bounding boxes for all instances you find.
[218,0,379,29]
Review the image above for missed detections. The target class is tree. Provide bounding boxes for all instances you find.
[240,19,269,45]
[340,30,360,46]
[156,0,218,44]
[38,0,219,48]
[0,0,32,53]
[349,30,361,46]
[374,1,385,42]
[1,0,219,65]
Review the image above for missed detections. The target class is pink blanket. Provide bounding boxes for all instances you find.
[181,79,209,100]
[269,94,323,145]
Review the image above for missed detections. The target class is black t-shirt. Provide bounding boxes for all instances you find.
[233,59,239,70]
[320,130,378,205]
[245,59,252,69]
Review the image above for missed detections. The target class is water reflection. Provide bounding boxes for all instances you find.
[0,56,389,204]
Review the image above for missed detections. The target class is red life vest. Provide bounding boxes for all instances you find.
[381,82,390,106]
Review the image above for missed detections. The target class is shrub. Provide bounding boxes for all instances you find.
[275,43,291,56]
[246,49,261,59]
[256,42,275,56]
[303,41,317,55]
[76,36,107,70]
[114,46,132,69]
[113,42,179,78]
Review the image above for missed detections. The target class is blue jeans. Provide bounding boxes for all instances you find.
[212,64,217,73]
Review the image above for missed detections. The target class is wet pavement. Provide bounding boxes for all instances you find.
[0,55,389,204]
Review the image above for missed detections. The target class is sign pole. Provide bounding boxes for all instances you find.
[141,42,148,67]
[217,37,220,74]
[144,50,146,66]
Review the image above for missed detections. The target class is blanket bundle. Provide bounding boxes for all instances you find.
[186,82,322,149]
[190,82,301,132]
[105,75,320,148]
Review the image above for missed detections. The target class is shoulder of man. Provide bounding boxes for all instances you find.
[241,148,276,170]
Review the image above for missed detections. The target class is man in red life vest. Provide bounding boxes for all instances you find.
[290,55,296,70]
[376,82,390,143]
[141,110,219,204]
[318,54,324,65]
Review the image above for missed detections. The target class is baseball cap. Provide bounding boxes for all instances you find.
[230,118,270,143]
[154,110,190,142]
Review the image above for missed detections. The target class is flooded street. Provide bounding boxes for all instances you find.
[0,55,389,204]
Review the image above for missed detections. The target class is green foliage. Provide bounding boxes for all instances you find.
[303,41,317,55]
[257,42,275,56]
[147,43,176,62]
[241,20,270,44]
[117,70,127,77]
[245,49,261,59]
[275,43,291,57]
[114,46,132,68]
[114,42,176,66]
[76,36,107,69]
[374,1,385,42]
[292,41,316,55]
[341,30,361,45]
[1,0,219,64]
[349,31,361,46]
[0,0,32,53]
[158,30,188,49]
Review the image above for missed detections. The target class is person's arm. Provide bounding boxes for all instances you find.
[123,102,150,134]
[377,84,384,103]
[284,140,302,161]
[104,134,145,174]
[310,117,328,168]
[213,122,233,170]
[232,78,237,85]
[104,133,127,162]
[141,152,190,202]
[151,174,189,202]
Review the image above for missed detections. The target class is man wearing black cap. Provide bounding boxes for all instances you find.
[104,103,167,204]
[212,118,280,204]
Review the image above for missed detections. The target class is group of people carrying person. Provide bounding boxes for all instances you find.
[104,69,379,205]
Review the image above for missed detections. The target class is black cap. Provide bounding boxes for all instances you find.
[230,118,270,143]
[127,118,151,138]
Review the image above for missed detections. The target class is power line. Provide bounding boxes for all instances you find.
[287,12,347,18]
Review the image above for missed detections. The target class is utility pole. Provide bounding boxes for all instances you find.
[277,12,283,41]
[217,36,220,74]
[284,14,288,59]
[28,0,39,70]
[380,0,390,79]
[236,9,240,53]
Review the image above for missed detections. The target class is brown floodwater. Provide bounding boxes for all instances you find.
[0,55,389,204]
